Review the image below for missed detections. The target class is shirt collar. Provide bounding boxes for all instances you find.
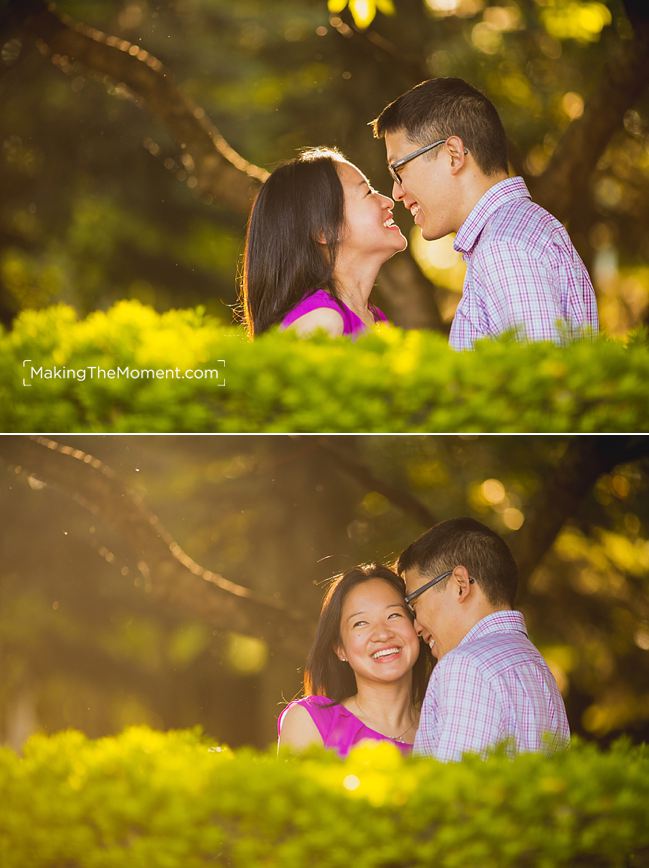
[454,176,531,255]
[457,610,528,648]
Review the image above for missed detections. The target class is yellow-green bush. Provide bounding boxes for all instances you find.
[0,727,648,867]
[1,302,647,432]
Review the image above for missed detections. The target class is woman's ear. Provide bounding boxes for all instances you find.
[335,645,347,663]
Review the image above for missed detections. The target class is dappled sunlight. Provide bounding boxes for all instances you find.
[561,91,584,120]
[539,0,612,43]
[425,0,485,17]
[480,478,506,505]
[583,692,649,736]
[540,644,576,694]
[410,231,465,323]
[304,739,413,807]
[469,477,525,531]
[225,633,268,676]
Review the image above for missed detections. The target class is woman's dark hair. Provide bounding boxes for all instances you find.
[240,147,348,337]
[303,563,431,707]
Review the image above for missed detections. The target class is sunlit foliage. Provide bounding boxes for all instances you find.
[1,302,647,432]
[1,727,648,866]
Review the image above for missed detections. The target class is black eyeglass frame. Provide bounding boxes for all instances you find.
[388,138,470,186]
[404,569,476,617]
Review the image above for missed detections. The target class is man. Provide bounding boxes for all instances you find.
[397,517,569,761]
[372,78,599,349]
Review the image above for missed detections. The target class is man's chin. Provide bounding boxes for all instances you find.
[420,226,445,242]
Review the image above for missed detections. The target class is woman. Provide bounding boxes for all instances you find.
[240,148,407,338]
[278,564,430,757]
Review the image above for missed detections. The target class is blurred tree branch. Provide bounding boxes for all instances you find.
[4,0,267,215]
[3,0,448,330]
[531,0,649,222]
[1,436,312,654]
[312,437,438,526]
[511,436,649,594]
[313,434,649,598]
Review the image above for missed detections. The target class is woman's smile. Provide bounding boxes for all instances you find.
[371,645,402,662]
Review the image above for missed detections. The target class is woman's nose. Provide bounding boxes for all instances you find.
[371,623,393,640]
[381,193,395,208]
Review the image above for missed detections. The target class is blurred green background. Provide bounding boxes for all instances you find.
[1,435,648,749]
[0,0,647,334]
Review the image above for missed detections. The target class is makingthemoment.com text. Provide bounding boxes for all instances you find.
[23,362,225,385]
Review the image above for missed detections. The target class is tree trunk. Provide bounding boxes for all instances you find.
[531,6,649,224]
[511,436,649,594]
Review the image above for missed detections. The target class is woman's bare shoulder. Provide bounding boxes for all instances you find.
[284,307,345,337]
[278,701,324,750]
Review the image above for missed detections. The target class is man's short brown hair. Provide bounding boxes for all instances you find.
[371,78,508,176]
[397,517,518,607]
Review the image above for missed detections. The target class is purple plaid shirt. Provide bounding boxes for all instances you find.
[413,611,570,761]
[449,177,598,350]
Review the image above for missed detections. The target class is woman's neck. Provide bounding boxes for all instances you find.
[345,678,417,739]
[332,253,383,315]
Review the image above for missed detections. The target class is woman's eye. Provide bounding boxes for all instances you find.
[388,612,403,619]
[353,620,367,628]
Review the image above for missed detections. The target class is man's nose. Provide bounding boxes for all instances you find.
[413,616,423,636]
[392,179,404,201]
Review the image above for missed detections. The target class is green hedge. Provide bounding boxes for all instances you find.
[1,302,647,432]
[1,727,648,867]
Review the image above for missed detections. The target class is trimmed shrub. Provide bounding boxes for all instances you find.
[1,302,647,432]
[1,727,648,867]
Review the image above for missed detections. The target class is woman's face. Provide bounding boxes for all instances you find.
[337,578,420,686]
[335,161,407,260]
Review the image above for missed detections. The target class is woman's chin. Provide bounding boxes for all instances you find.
[384,237,408,259]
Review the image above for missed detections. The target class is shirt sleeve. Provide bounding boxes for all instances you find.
[473,241,564,342]
[415,653,505,762]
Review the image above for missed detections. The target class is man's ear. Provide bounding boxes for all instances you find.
[446,136,468,174]
[452,565,474,602]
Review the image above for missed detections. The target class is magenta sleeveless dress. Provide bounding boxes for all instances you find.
[278,695,413,758]
[280,289,389,337]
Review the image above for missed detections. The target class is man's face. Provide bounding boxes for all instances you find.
[403,566,464,659]
[384,128,457,241]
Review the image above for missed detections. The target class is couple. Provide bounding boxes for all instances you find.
[278,517,570,762]
[241,77,598,348]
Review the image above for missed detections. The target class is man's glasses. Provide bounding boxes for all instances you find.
[388,138,469,186]
[404,570,476,617]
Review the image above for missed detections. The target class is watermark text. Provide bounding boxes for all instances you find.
[22,360,226,387]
